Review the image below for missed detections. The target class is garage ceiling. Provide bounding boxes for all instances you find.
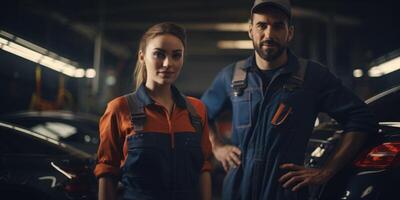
[1,0,399,97]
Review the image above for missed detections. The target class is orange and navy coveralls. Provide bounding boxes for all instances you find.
[94,84,212,200]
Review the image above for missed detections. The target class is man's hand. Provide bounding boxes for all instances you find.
[279,163,333,192]
[213,144,241,171]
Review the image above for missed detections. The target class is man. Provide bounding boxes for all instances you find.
[201,0,378,199]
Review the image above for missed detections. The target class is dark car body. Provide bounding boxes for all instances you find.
[306,86,400,200]
[0,121,97,200]
[0,111,99,154]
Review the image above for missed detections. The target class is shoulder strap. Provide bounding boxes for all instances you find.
[182,95,203,136]
[124,92,146,132]
[282,57,308,91]
[231,57,308,92]
[231,59,248,96]
[124,92,203,135]
[292,57,308,83]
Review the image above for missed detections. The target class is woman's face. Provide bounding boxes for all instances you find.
[140,34,184,87]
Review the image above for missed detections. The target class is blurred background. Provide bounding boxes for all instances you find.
[1,0,399,199]
[1,0,399,115]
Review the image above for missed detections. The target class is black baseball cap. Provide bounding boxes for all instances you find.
[251,0,292,19]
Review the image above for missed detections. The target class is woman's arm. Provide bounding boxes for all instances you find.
[199,171,212,200]
[98,176,117,200]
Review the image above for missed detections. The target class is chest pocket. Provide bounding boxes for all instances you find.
[273,83,314,130]
[124,133,168,176]
[271,102,292,126]
[231,91,251,128]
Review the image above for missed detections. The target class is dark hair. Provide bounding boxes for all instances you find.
[133,22,187,90]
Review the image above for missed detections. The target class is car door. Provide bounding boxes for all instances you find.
[0,124,72,199]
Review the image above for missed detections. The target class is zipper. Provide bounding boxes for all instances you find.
[160,103,176,199]
[162,105,175,149]
[255,68,282,117]
[255,70,265,97]
[263,68,283,100]
[170,104,176,200]
[167,113,174,148]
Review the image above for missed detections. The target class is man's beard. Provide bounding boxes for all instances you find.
[254,39,286,62]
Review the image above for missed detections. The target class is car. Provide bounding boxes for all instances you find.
[0,111,100,154]
[210,86,400,200]
[0,121,97,200]
[305,85,400,200]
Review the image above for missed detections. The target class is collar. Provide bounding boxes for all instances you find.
[244,49,300,75]
[135,84,187,108]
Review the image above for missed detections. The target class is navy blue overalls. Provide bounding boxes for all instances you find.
[121,88,205,200]
[201,50,377,200]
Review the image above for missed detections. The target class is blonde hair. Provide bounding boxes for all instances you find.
[133,22,187,90]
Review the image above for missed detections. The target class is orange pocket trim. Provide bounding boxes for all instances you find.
[271,103,292,126]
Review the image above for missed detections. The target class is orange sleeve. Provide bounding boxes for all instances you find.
[94,99,125,178]
[188,97,213,172]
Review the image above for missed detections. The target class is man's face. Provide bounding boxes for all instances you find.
[249,7,294,62]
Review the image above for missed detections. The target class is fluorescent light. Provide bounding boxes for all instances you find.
[74,68,85,78]
[1,44,42,63]
[109,22,250,32]
[15,37,48,54]
[0,30,92,78]
[86,68,96,78]
[212,23,249,32]
[185,23,249,32]
[9,41,43,61]
[39,56,63,72]
[0,37,8,44]
[62,66,76,77]
[0,30,13,39]
[368,56,400,77]
[217,40,253,49]
[353,69,363,78]
[368,67,383,77]
[52,59,69,70]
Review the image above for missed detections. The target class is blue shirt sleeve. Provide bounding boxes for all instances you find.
[316,66,378,134]
[201,66,233,121]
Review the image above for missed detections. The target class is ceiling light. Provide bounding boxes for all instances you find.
[217,40,253,49]
[85,68,96,78]
[184,23,249,32]
[74,68,85,78]
[0,30,95,78]
[368,55,400,77]
[353,69,363,78]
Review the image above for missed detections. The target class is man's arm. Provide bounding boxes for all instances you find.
[279,64,378,191]
[208,121,241,171]
[201,67,242,171]
[319,131,367,180]
[279,131,367,191]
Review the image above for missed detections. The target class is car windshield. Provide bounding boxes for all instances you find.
[31,122,77,140]
[0,112,99,154]
[365,86,400,122]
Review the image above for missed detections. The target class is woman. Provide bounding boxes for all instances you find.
[95,22,212,200]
